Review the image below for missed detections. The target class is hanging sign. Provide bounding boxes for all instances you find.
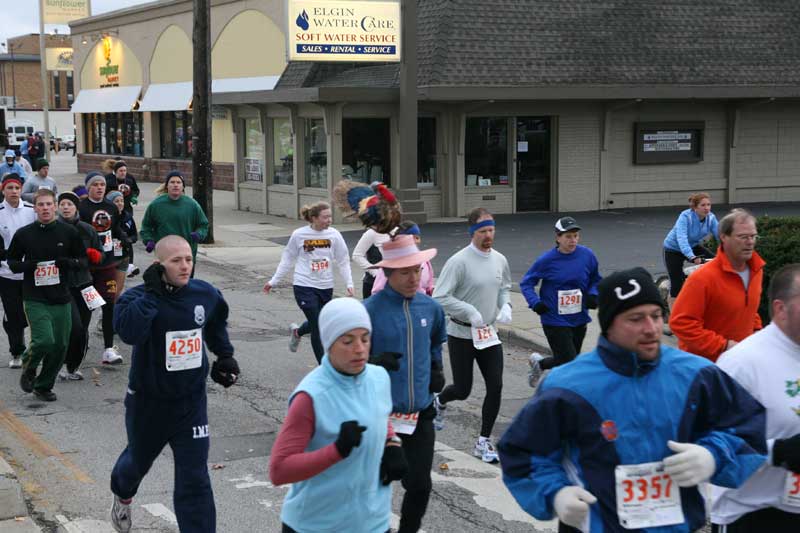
[42,0,90,24]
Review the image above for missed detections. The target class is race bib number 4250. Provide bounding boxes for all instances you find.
[165,328,203,372]
[615,462,684,529]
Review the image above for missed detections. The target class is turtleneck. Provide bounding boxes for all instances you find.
[58,214,79,224]
[469,242,492,258]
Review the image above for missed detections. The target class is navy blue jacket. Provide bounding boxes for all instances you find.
[498,337,767,533]
[364,286,447,414]
[520,244,601,327]
[114,280,234,399]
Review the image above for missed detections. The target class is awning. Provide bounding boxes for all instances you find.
[70,86,142,113]
[138,81,193,112]
[211,76,280,94]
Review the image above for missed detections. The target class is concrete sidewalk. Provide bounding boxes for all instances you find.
[0,455,41,532]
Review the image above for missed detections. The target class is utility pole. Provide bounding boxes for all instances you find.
[192,0,214,242]
[39,0,50,159]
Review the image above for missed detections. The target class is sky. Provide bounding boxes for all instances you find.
[1,0,153,50]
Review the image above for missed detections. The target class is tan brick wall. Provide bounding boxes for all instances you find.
[267,187,296,217]
[1,34,74,110]
[420,189,442,219]
[237,183,264,213]
[463,188,512,215]
[557,113,601,211]
[77,154,234,191]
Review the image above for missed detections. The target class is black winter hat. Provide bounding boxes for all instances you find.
[598,267,664,334]
[57,191,81,208]
[165,170,185,186]
[113,160,127,172]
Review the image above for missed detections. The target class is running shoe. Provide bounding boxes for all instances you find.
[58,368,84,381]
[288,323,301,353]
[9,357,22,369]
[126,264,140,278]
[33,389,57,402]
[433,394,446,431]
[20,369,35,393]
[110,494,132,533]
[528,352,545,388]
[102,346,124,365]
[473,438,499,463]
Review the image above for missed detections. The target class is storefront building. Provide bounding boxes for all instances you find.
[72,0,800,218]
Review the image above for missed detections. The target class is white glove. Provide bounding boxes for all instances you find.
[469,310,485,328]
[663,440,716,487]
[496,303,513,324]
[553,486,597,529]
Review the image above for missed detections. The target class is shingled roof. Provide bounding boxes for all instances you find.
[277,0,800,91]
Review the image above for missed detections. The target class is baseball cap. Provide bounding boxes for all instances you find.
[555,216,581,233]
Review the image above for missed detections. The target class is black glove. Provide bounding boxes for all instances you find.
[533,302,549,315]
[773,434,800,473]
[379,444,408,485]
[429,362,445,393]
[211,357,240,388]
[368,352,402,372]
[143,263,166,296]
[55,257,79,270]
[585,293,598,310]
[335,421,367,458]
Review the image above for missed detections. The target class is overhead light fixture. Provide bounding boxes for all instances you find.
[80,28,120,46]
[81,36,88,45]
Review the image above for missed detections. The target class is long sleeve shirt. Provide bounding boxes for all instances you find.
[268,225,353,290]
[432,244,512,339]
[663,209,719,259]
[351,228,390,279]
[21,175,58,203]
[0,199,36,281]
[139,194,208,259]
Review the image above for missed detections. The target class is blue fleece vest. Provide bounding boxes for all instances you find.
[281,356,393,533]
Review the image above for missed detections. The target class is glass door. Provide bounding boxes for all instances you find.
[516,117,551,211]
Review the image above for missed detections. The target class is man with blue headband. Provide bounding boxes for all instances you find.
[432,207,512,463]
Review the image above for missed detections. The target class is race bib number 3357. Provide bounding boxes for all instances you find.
[615,462,684,529]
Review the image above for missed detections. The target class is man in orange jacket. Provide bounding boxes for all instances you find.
[669,208,764,361]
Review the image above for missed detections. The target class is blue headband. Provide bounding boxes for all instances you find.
[400,224,420,236]
[469,219,495,235]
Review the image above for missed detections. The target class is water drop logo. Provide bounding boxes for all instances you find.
[296,9,310,31]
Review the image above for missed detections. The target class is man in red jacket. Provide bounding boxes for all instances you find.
[670,208,764,361]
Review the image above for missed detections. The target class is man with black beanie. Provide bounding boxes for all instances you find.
[498,267,768,533]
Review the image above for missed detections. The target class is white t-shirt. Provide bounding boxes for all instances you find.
[711,323,800,523]
[269,225,353,290]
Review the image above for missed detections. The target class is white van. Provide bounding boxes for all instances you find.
[6,119,36,149]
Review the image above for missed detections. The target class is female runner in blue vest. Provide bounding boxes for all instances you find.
[269,298,408,533]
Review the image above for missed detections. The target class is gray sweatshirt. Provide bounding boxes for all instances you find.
[22,175,58,203]
[433,244,512,339]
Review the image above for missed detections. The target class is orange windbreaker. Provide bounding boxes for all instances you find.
[669,248,764,361]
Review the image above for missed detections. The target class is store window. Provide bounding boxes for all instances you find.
[273,118,294,185]
[243,118,264,182]
[66,72,74,106]
[305,118,327,188]
[342,118,390,184]
[52,73,61,108]
[418,117,436,187]
[83,113,143,156]
[465,117,508,186]
[159,111,193,159]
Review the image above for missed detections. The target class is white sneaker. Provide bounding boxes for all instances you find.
[473,438,499,463]
[288,323,301,353]
[110,494,132,533]
[433,394,446,431]
[528,352,545,388]
[9,357,22,369]
[102,346,123,365]
[59,368,84,381]
[126,264,140,278]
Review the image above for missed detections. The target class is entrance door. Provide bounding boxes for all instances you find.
[516,117,551,211]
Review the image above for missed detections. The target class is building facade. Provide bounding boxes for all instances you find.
[1,33,75,111]
[71,0,800,215]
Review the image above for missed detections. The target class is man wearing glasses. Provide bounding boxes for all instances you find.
[670,208,764,361]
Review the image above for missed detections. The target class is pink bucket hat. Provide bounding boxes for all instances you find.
[369,234,437,269]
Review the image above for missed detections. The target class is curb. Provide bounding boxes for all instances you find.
[0,456,40,532]
[496,325,552,355]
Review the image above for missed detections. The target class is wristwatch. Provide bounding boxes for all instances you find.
[386,436,402,445]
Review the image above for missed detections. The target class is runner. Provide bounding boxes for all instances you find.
[351,225,390,299]
[432,207,512,463]
[263,201,354,363]
[0,149,25,179]
[711,263,800,531]
[15,151,32,178]
[371,223,435,297]
[110,235,240,533]
[364,235,446,533]
[56,191,103,381]
[105,160,140,215]
[7,189,86,402]
[270,297,405,533]
[105,191,132,296]
[21,159,57,203]
[79,171,128,365]
[520,216,601,387]
[498,267,767,532]
[0,173,36,368]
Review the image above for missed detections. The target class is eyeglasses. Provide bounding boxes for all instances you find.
[733,234,759,242]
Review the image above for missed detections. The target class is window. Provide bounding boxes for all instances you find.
[243,118,264,182]
[341,118,390,184]
[66,72,74,106]
[273,118,294,185]
[305,118,327,188]
[159,111,193,159]
[465,117,508,186]
[418,117,436,187]
[82,113,143,155]
[52,73,61,108]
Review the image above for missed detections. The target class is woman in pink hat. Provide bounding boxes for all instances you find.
[370,222,434,297]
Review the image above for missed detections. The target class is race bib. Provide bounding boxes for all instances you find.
[558,289,582,315]
[34,261,60,286]
[113,239,123,257]
[471,324,501,350]
[615,462,684,529]
[310,258,330,274]
[165,328,203,372]
[389,412,419,435]
[99,230,113,252]
[783,471,800,507]
[38,185,52,190]
[80,285,106,310]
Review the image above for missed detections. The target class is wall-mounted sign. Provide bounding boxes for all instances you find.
[634,122,704,164]
[98,37,120,88]
[46,47,74,71]
[288,0,401,62]
[245,158,263,182]
[42,0,90,24]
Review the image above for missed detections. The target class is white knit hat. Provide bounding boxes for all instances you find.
[318,298,372,354]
